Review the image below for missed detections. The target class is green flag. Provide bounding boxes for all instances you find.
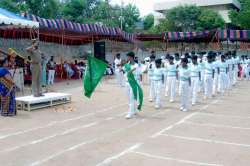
[125,63,143,110]
[84,54,108,98]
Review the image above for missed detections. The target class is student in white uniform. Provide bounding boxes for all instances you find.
[120,52,139,119]
[153,59,164,109]
[227,51,234,88]
[179,58,191,112]
[198,52,205,92]
[240,55,248,80]
[190,55,201,106]
[217,55,228,93]
[174,53,181,92]
[148,55,156,101]
[217,52,222,61]
[166,56,178,102]
[212,53,218,96]
[246,56,250,81]
[232,51,239,85]
[114,53,123,86]
[163,54,170,88]
[203,54,215,100]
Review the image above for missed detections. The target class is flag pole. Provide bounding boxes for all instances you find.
[91,35,93,56]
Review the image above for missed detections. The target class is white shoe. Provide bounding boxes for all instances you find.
[192,103,195,106]
[203,96,207,100]
[149,99,153,102]
[170,100,174,103]
[183,108,188,112]
[165,94,168,97]
[180,107,184,111]
[155,105,160,109]
[125,114,133,119]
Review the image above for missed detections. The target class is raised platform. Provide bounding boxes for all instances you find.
[16,93,72,111]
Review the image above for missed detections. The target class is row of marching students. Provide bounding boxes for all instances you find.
[147,51,249,112]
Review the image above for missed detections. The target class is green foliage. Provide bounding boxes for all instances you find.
[229,0,250,29]
[61,0,87,22]
[143,14,154,30]
[196,9,225,31]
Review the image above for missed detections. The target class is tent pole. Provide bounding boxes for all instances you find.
[227,39,229,51]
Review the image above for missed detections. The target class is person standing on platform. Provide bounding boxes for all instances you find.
[148,55,156,102]
[232,51,240,85]
[166,56,178,102]
[190,55,201,106]
[47,56,56,85]
[203,55,215,100]
[217,55,228,93]
[114,53,123,87]
[179,58,191,112]
[41,53,47,87]
[26,39,44,97]
[153,59,164,109]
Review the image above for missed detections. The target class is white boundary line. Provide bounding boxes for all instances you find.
[28,108,174,166]
[131,151,223,166]
[160,134,250,147]
[96,89,238,166]
[195,113,250,119]
[182,122,250,130]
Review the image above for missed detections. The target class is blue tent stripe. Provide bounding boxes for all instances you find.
[240,30,243,39]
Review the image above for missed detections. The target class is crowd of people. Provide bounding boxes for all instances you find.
[114,50,250,119]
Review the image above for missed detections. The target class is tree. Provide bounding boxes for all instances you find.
[143,14,154,30]
[122,3,141,32]
[228,0,250,29]
[0,0,60,19]
[165,4,203,31]
[196,9,225,31]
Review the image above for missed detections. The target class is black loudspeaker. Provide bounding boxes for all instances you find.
[94,42,105,61]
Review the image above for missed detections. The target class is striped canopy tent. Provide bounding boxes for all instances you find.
[18,12,133,45]
[135,30,218,43]
[217,29,250,42]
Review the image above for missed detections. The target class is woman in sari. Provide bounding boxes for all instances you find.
[0,59,17,116]
[41,54,47,86]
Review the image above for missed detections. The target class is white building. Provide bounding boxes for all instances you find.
[153,0,242,29]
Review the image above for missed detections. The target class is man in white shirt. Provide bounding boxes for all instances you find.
[174,53,181,92]
[198,52,205,92]
[153,59,164,109]
[148,55,156,101]
[166,56,178,102]
[232,51,240,85]
[121,52,139,119]
[190,55,201,105]
[114,53,123,86]
[217,55,228,93]
[204,54,215,100]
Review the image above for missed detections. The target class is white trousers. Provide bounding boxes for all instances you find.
[149,76,155,99]
[47,70,55,84]
[78,71,84,79]
[233,69,238,84]
[191,77,199,104]
[164,72,168,87]
[218,73,226,93]
[198,70,205,92]
[213,74,218,95]
[241,67,249,80]
[106,68,112,75]
[125,82,136,115]
[176,71,180,92]
[166,76,176,101]
[228,69,233,88]
[154,80,163,107]
[179,81,190,109]
[67,69,74,78]
[204,74,213,98]
[115,70,123,86]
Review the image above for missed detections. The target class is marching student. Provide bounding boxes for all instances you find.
[245,55,250,81]
[232,51,240,85]
[174,53,181,92]
[217,55,228,93]
[224,52,230,89]
[198,52,205,92]
[217,52,222,61]
[148,55,156,101]
[166,56,178,102]
[114,53,123,87]
[190,55,201,106]
[120,52,139,119]
[153,59,164,109]
[212,53,218,96]
[227,51,234,88]
[203,54,215,100]
[179,58,191,112]
[163,54,170,87]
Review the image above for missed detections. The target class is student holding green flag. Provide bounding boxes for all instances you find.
[121,52,143,119]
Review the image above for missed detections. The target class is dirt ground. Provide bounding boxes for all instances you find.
[1,76,250,166]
